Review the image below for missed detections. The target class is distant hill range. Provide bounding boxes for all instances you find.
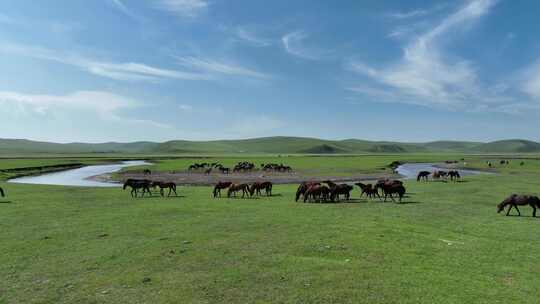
[1,137,540,154]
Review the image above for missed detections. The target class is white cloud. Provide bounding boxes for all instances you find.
[0,42,210,81]
[522,61,540,99]
[0,90,169,128]
[388,9,430,19]
[282,31,324,60]
[178,104,193,111]
[348,0,502,110]
[176,56,270,79]
[154,0,208,17]
[110,0,144,22]
[235,27,272,47]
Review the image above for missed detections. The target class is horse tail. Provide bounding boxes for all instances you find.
[0,187,4,197]
[417,174,421,182]
[213,186,218,197]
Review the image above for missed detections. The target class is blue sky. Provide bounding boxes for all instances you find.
[1,0,540,143]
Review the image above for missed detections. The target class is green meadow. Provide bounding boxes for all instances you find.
[1,154,540,303]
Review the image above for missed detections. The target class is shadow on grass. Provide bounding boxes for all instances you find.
[0,200,13,204]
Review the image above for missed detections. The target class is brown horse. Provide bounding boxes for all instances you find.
[374,179,402,195]
[355,182,381,200]
[497,194,540,217]
[213,181,232,198]
[227,183,250,198]
[379,183,406,203]
[249,181,273,196]
[295,181,320,202]
[448,170,461,181]
[304,184,330,203]
[151,181,178,197]
[417,171,430,182]
[0,186,4,197]
[330,184,353,202]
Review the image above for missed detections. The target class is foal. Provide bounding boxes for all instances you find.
[497,194,540,217]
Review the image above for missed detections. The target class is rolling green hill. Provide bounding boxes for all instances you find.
[1,137,540,155]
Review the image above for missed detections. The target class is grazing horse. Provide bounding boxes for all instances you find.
[227,183,250,198]
[295,182,320,202]
[249,181,273,196]
[330,184,353,202]
[378,183,406,203]
[374,179,402,195]
[151,181,178,197]
[497,194,540,217]
[0,186,4,197]
[213,181,232,198]
[219,167,230,174]
[304,184,330,203]
[417,171,430,182]
[355,182,380,200]
[448,170,461,181]
[123,179,152,197]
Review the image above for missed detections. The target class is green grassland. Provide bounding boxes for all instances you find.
[2,154,540,303]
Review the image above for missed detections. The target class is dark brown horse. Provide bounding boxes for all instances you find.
[151,181,178,197]
[330,184,353,202]
[295,181,320,202]
[304,184,330,203]
[227,183,250,198]
[249,181,273,196]
[448,170,461,181]
[374,179,402,195]
[378,183,406,203]
[213,181,232,198]
[0,186,4,197]
[417,171,430,182]
[497,194,540,217]
[123,179,152,197]
[355,182,381,200]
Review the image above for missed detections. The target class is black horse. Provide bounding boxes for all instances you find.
[417,171,430,182]
[123,179,152,197]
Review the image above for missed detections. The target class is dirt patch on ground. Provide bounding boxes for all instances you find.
[112,170,399,186]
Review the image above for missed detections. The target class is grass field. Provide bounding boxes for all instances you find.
[2,154,540,303]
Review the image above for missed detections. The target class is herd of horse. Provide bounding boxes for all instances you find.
[417,170,461,182]
[187,161,293,174]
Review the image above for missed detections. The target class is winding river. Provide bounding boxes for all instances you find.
[8,160,149,187]
[8,161,486,187]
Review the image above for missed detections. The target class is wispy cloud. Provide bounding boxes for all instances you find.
[0,42,210,81]
[110,0,145,22]
[282,30,326,60]
[154,0,208,17]
[387,3,448,19]
[235,27,272,47]
[0,90,169,128]
[347,0,507,111]
[176,56,270,79]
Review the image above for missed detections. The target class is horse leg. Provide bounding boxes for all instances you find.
[515,205,521,216]
[531,204,537,217]
[506,205,513,216]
